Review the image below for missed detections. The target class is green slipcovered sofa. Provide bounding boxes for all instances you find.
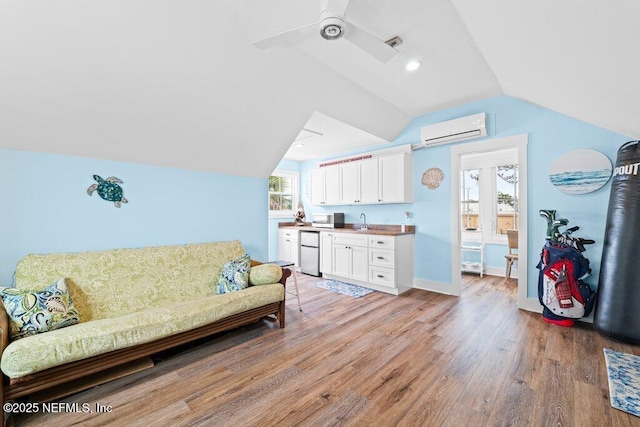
[0,240,288,409]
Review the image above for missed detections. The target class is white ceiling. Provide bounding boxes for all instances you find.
[0,0,637,178]
[283,111,388,161]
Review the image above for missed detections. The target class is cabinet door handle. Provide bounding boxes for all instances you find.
[377,274,385,278]
[377,241,384,244]
[377,256,384,260]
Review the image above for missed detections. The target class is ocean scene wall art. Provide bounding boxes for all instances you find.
[549,149,612,194]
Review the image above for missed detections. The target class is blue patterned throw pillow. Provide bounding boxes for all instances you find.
[217,253,251,294]
[0,278,80,340]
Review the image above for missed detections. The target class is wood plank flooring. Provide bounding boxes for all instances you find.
[13,273,640,426]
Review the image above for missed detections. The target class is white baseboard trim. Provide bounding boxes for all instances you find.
[413,278,459,296]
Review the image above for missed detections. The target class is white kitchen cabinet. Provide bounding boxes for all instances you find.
[340,162,359,205]
[332,245,351,278]
[340,158,379,204]
[359,158,380,203]
[311,152,412,206]
[322,232,414,295]
[320,231,333,274]
[331,234,369,282]
[379,153,413,203]
[350,246,369,282]
[310,165,340,205]
[310,168,324,206]
[278,229,299,268]
[331,245,367,282]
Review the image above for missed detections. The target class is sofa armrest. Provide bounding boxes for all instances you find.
[278,268,291,286]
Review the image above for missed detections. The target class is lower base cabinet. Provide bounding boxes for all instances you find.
[324,233,414,295]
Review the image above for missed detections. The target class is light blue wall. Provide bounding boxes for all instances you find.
[298,95,630,297]
[267,158,301,260]
[0,148,268,285]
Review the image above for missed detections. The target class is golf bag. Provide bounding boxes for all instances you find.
[537,241,597,326]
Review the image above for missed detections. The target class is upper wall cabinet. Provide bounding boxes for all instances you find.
[379,153,413,203]
[340,157,379,204]
[310,164,340,205]
[310,152,413,206]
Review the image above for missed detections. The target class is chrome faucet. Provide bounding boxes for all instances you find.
[360,213,368,231]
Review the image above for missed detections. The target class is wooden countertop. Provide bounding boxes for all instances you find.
[278,222,415,236]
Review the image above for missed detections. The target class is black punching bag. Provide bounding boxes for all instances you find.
[595,140,640,343]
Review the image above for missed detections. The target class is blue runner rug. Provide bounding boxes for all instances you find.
[316,280,375,298]
[604,348,640,417]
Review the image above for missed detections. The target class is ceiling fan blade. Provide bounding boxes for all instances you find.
[343,21,399,63]
[253,22,318,50]
[325,0,351,16]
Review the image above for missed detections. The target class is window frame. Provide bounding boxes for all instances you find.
[268,169,299,219]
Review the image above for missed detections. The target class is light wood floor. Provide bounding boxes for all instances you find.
[14,273,640,426]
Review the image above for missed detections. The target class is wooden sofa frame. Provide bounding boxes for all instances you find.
[0,261,290,412]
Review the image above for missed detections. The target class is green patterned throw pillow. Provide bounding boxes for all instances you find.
[249,264,283,286]
[216,253,251,294]
[0,277,80,340]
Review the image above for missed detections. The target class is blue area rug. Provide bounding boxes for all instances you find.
[604,348,640,417]
[316,280,375,298]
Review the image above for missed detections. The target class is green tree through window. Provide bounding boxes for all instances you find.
[269,171,297,216]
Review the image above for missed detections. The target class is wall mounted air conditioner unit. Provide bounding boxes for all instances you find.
[419,113,487,148]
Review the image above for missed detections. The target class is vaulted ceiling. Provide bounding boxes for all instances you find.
[1,0,637,178]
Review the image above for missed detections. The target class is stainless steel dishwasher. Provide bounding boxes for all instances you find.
[300,231,320,276]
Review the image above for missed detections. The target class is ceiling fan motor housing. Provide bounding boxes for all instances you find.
[319,12,345,40]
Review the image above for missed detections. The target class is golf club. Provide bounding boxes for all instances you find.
[539,209,557,240]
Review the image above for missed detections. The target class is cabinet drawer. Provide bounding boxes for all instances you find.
[368,235,395,250]
[333,234,368,247]
[369,266,395,288]
[280,230,299,240]
[369,249,394,268]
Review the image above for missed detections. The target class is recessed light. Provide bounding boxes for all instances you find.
[405,60,422,71]
[294,143,304,148]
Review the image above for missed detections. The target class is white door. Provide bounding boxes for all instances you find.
[450,134,528,308]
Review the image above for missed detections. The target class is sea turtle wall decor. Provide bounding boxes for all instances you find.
[87,175,128,208]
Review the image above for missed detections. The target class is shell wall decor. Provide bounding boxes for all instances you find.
[422,167,444,189]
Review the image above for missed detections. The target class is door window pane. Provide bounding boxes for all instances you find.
[461,169,480,231]
[496,165,518,234]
